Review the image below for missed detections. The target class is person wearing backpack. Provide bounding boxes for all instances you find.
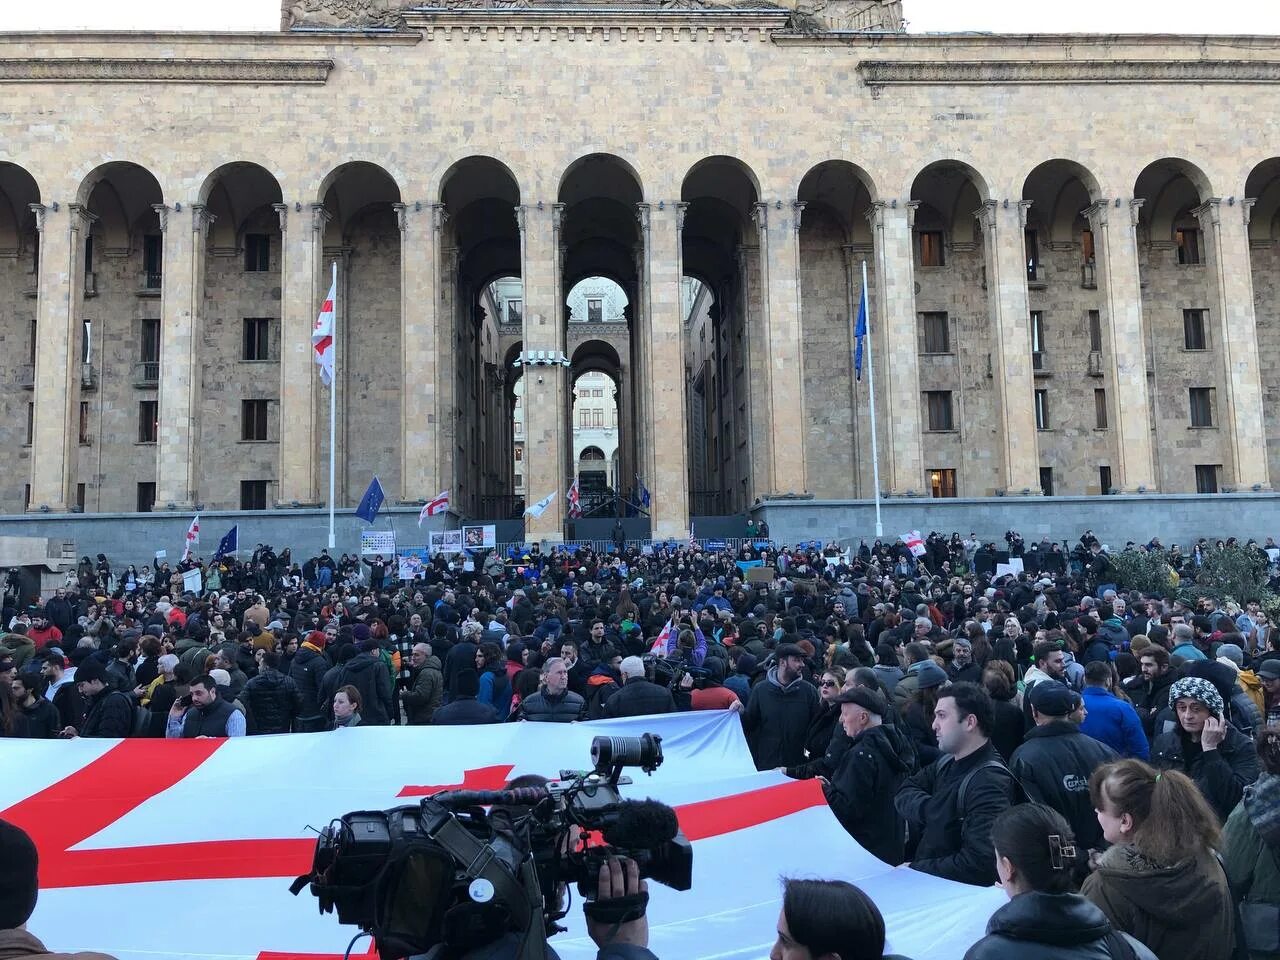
[1222,725,1280,960]
[894,681,1017,886]
[60,659,133,738]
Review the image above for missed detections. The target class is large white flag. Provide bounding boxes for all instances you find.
[182,514,200,561]
[524,490,556,518]
[312,268,336,386]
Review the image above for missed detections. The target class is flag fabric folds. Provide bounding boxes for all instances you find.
[638,477,651,510]
[213,526,238,560]
[418,491,449,526]
[567,479,582,519]
[854,284,868,382]
[312,274,336,386]
[182,515,200,561]
[355,477,385,524]
[524,490,556,519]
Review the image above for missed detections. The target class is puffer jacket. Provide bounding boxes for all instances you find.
[288,644,330,728]
[517,688,585,722]
[1222,772,1280,960]
[964,891,1158,960]
[0,631,35,669]
[240,668,303,734]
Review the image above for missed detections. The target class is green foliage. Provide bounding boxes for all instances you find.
[1109,549,1178,596]
[1179,545,1276,611]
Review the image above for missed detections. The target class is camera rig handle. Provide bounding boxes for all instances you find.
[430,787,550,809]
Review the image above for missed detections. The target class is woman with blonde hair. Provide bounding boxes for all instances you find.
[1083,758,1236,960]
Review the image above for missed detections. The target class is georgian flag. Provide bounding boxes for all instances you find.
[312,268,336,387]
[901,530,926,558]
[182,515,200,561]
[567,479,582,519]
[418,491,450,526]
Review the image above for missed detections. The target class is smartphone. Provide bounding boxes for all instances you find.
[179,694,193,708]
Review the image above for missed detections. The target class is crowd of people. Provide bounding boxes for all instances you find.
[6,530,1280,959]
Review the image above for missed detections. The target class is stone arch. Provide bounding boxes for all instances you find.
[559,152,644,203]
[1246,158,1280,243]
[1134,158,1213,243]
[0,163,40,255]
[76,162,164,252]
[1020,159,1104,246]
[796,159,878,242]
[199,162,283,251]
[910,160,991,247]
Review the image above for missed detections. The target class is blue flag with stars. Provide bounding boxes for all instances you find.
[854,286,868,382]
[355,476,385,524]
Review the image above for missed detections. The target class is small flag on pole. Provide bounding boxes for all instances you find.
[418,491,450,526]
[183,514,200,561]
[524,490,556,519]
[313,272,336,386]
[637,477,651,510]
[355,476,386,524]
[901,530,927,558]
[689,521,698,552]
[854,283,868,382]
[567,479,582,519]
[213,525,238,560]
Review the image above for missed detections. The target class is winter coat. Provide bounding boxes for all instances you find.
[401,656,443,725]
[1083,843,1235,960]
[1079,687,1150,760]
[0,928,118,960]
[335,653,394,726]
[584,665,621,720]
[785,702,840,779]
[79,687,134,738]
[240,668,303,734]
[1,631,35,669]
[518,688,586,722]
[602,678,677,719]
[289,644,331,728]
[1010,720,1117,853]
[478,666,513,720]
[742,667,821,770]
[990,693,1029,763]
[1222,773,1280,960]
[873,663,905,694]
[823,722,913,865]
[964,892,1158,960]
[895,740,1016,886]
[443,641,478,699]
[432,696,500,725]
[1151,725,1261,823]
[892,660,931,712]
[20,697,61,739]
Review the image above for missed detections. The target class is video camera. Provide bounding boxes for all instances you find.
[643,653,709,691]
[291,733,691,960]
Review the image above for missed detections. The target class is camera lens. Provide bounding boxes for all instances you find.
[591,733,664,771]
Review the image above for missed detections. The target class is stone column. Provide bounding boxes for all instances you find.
[518,202,567,540]
[740,236,767,508]
[753,199,808,497]
[631,230,654,510]
[276,203,327,506]
[1196,197,1271,490]
[1085,199,1157,491]
[866,201,924,496]
[29,202,90,511]
[397,201,442,503]
[976,199,1041,494]
[639,201,690,539]
[155,203,211,509]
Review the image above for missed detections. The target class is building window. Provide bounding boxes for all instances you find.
[79,401,91,445]
[919,231,945,267]
[76,483,86,512]
[929,468,957,498]
[1034,389,1050,430]
[1039,467,1054,496]
[1081,229,1095,263]
[1099,465,1113,495]
[593,409,603,427]
[82,320,92,364]
[28,318,36,364]
[1189,387,1215,428]
[514,473,523,488]
[140,318,161,363]
[137,482,156,513]
[143,234,163,288]
[514,395,522,408]
[924,391,954,432]
[1195,464,1221,494]
[84,234,94,274]
[506,299,523,324]
[243,318,272,361]
[244,234,270,272]
[241,399,269,441]
[25,402,33,445]
[579,409,590,428]
[514,422,522,438]
[1025,229,1040,280]
[138,400,158,443]
[920,312,950,354]
[1183,309,1208,350]
[1095,389,1108,429]
[1030,311,1046,369]
[514,444,523,462]
[1176,227,1202,265]
[587,298,603,322]
[240,480,268,510]
[23,484,30,511]
[1088,310,1103,352]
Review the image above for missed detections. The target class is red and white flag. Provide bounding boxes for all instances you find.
[689,521,699,552]
[901,530,926,558]
[312,267,336,387]
[567,478,582,519]
[418,490,449,526]
[182,514,200,561]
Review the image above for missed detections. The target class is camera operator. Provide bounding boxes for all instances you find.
[603,657,677,718]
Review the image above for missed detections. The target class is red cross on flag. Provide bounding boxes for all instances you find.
[312,269,336,387]
[901,530,926,558]
[182,514,200,561]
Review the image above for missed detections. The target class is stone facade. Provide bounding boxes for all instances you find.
[4,10,1280,539]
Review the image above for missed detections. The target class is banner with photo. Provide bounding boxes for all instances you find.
[462,524,497,550]
[429,529,464,555]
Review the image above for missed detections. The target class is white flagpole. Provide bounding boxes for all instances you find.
[862,260,883,539]
[328,260,337,551]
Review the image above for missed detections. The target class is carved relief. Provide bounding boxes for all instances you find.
[281,0,405,29]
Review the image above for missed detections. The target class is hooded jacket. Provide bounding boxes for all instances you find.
[289,643,330,725]
[1082,843,1235,960]
[335,653,394,726]
[742,667,821,770]
[892,660,931,712]
[1010,721,1117,852]
[240,667,303,734]
[1151,724,1261,823]
[823,722,913,865]
[0,631,35,669]
[585,664,621,720]
[401,655,443,725]
[963,892,1158,960]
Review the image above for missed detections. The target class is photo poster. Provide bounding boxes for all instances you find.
[360,530,397,557]
[462,524,497,550]
[398,548,429,582]
[181,568,202,593]
[429,529,464,556]
[994,558,1025,579]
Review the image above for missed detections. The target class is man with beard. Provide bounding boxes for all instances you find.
[742,643,821,770]
[819,685,912,864]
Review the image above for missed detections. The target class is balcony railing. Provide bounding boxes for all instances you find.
[18,362,34,389]
[1081,260,1097,288]
[134,361,159,387]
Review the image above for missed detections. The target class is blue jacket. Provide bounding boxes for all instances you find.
[1078,686,1149,759]
[1171,641,1208,661]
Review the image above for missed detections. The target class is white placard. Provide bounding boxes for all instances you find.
[360,531,396,556]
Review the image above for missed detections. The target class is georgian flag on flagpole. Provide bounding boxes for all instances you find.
[567,479,582,519]
[182,515,200,561]
[418,491,450,526]
[312,273,336,386]
[901,530,927,558]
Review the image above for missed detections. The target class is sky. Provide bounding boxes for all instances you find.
[0,0,1278,32]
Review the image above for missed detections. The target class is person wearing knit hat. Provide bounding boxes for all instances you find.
[290,630,333,733]
[0,819,118,957]
[1151,674,1262,821]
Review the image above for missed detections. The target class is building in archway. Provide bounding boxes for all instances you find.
[4,0,1280,540]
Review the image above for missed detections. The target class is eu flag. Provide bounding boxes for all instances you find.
[854,287,868,382]
[213,525,238,560]
[355,476,385,523]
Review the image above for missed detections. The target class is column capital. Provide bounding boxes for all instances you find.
[151,203,170,232]
[191,203,216,239]
[28,202,47,233]
[1128,198,1145,227]
[792,199,806,233]
[271,202,289,232]
[1082,199,1111,229]
[1192,197,1223,227]
[973,198,999,231]
[432,202,449,231]
[634,201,651,232]
[67,203,98,231]
[513,204,525,233]
[392,201,408,232]
[1016,199,1034,228]
[551,201,566,232]
[1243,197,1257,227]
[310,202,332,233]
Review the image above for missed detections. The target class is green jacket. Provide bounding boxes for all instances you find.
[1,631,36,669]
[1223,777,1280,960]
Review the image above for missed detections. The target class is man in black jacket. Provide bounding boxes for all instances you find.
[518,658,585,722]
[62,659,133,738]
[431,669,498,725]
[603,657,677,718]
[742,643,820,770]
[336,640,394,726]
[894,681,1016,886]
[821,685,911,864]
[240,651,303,734]
[12,674,59,738]
[289,630,332,732]
[1009,681,1115,857]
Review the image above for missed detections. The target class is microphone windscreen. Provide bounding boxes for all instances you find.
[602,799,680,846]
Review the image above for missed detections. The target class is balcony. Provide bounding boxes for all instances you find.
[84,271,98,297]
[1087,352,1105,377]
[1026,262,1047,290]
[81,362,97,391]
[133,361,159,388]
[137,271,162,298]
[1032,352,1051,378]
[18,362,34,389]
[1081,260,1097,289]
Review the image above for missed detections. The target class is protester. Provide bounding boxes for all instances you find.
[166,674,245,738]
[742,642,821,770]
[402,641,443,724]
[331,685,362,729]
[1078,661,1150,760]
[603,657,676,718]
[431,669,499,725]
[770,877,913,960]
[516,657,586,722]
[239,650,303,734]
[1222,725,1280,960]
